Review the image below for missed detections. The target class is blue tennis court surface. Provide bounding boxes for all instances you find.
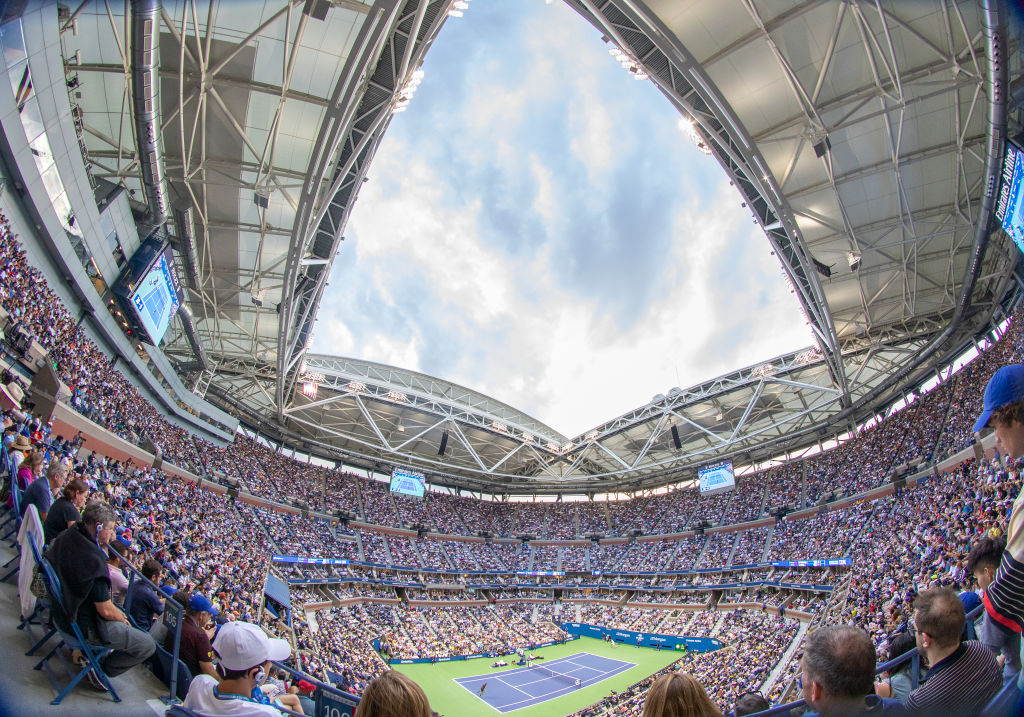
[454,652,637,713]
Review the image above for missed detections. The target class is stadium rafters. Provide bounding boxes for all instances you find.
[61,0,1023,495]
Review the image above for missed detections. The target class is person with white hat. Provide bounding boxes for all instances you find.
[183,620,292,716]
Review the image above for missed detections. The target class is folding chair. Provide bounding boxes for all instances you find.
[1,470,22,538]
[149,643,193,702]
[21,531,57,656]
[164,706,202,717]
[979,679,1022,717]
[32,553,121,704]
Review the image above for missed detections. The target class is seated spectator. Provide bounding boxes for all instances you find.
[183,620,291,716]
[969,535,1021,684]
[42,477,87,544]
[45,501,155,690]
[106,539,130,606]
[733,691,770,716]
[355,670,432,717]
[905,587,1002,716]
[801,625,904,716]
[20,456,66,521]
[167,594,220,681]
[642,671,722,717]
[290,679,316,715]
[128,558,165,629]
[874,633,915,702]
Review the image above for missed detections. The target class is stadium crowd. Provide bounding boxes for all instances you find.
[3,212,1024,716]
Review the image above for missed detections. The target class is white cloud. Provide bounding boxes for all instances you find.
[311,0,816,439]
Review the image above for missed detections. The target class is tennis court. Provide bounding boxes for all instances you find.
[454,652,637,713]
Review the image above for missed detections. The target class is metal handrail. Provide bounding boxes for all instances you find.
[117,555,185,704]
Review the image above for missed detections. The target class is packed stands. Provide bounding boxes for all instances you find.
[2,212,1024,714]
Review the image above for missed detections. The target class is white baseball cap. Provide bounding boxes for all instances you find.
[212,621,291,671]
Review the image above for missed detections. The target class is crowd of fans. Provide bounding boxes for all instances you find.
[5,212,1024,716]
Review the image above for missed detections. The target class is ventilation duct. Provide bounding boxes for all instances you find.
[131,0,169,228]
[176,304,209,373]
[172,204,202,291]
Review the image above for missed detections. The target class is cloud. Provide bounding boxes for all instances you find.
[310,0,815,438]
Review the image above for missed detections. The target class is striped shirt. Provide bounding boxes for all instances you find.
[903,640,1002,716]
[984,487,1024,633]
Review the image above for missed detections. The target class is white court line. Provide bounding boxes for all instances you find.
[457,674,533,698]
[493,678,582,711]
[455,651,641,712]
[450,679,503,714]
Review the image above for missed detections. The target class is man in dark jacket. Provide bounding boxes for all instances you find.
[46,501,155,688]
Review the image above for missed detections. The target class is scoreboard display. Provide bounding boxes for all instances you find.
[698,461,735,495]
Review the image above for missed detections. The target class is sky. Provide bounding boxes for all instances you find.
[309,0,816,439]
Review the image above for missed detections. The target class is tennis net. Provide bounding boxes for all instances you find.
[528,662,581,688]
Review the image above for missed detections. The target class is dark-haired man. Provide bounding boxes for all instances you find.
[969,535,1021,683]
[904,587,1001,715]
[734,691,770,716]
[801,625,905,716]
[128,558,165,629]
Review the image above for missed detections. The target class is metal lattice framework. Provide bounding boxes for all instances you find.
[59,0,1023,494]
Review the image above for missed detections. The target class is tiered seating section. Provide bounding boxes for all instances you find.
[2,213,1022,711]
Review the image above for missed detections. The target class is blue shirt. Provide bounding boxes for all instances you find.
[20,476,51,518]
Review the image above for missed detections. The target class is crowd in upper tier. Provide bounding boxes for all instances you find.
[3,211,1024,716]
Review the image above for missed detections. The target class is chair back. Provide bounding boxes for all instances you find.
[980,679,1022,717]
[35,552,70,621]
[151,643,193,701]
[164,705,202,717]
[11,472,21,516]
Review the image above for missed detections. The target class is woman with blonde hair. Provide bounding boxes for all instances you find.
[643,671,723,717]
[355,670,432,717]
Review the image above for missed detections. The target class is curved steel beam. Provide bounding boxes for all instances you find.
[569,0,849,404]
[277,0,450,417]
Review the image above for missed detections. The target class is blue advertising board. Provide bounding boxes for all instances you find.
[560,623,722,652]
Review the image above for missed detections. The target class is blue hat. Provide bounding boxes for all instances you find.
[159,585,176,597]
[959,590,982,613]
[188,594,219,617]
[974,365,1024,432]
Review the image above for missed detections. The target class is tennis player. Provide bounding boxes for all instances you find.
[478,682,487,697]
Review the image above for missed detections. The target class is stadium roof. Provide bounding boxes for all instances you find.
[66,0,1022,494]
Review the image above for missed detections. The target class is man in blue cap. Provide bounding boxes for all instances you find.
[165,593,220,681]
[973,365,1024,676]
[974,364,1024,459]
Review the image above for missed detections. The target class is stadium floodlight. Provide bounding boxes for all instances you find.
[521,433,534,444]
[346,380,367,393]
[546,441,560,451]
[447,0,470,18]
[752,363,777,379]
[491,421,507,433]
[562,442,573,452]
[302,382,318,400]
[392,69,426,114]
[796,348,822,366]
[585,431,599,442]
[678,117,712,155]
[386,390,408,402]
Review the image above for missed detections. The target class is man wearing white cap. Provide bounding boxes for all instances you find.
[183,620,292,716]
